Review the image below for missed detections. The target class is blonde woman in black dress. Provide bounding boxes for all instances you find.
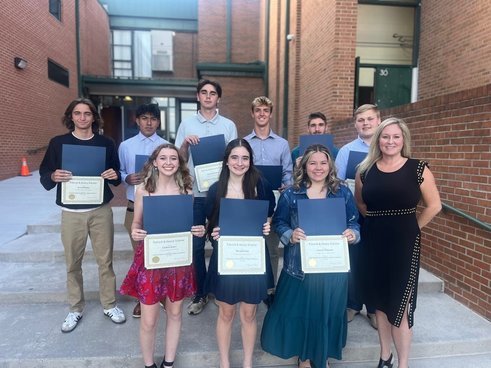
[355,118,441,368]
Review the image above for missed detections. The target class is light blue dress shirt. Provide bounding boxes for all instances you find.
[175,110,237,196]
[244,129,293,187]
[118,132,169,201]
[334,136,370,180]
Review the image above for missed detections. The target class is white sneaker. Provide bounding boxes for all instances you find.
[61,312,82,333]
[103,305,126,324]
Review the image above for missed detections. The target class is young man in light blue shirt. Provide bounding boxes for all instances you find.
[335,104,381,329]
[244,96,293,190]
[244,96,292,306]
[176,79,237,315]
[118,103,169,317]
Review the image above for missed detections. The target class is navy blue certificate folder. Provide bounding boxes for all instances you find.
[143,195,193,234]
[297,198,346,235]
[135,154,149,174]
[219,198,268,236]
[346,151,367,179]
[190,134,226,166]
[256,165,282,190]
[299,134,334,155]
[62,144,106,176]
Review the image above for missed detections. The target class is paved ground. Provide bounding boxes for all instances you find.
[0,170,126,246]
[1,172,490,368]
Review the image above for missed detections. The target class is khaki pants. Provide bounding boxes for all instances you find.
[61,204,116,312]
[124,200,138,250]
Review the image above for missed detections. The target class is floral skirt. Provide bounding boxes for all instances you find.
[120,241,196,304]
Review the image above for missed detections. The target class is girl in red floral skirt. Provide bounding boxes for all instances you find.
[120,144,206,368]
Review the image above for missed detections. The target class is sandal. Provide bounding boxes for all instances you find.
[160,357,174,368]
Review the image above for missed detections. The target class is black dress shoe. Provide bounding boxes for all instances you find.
[377,353,394,368]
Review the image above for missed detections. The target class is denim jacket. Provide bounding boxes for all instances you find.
[272,183,360,280]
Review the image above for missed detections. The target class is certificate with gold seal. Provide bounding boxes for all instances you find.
[144,231,193,269]
[300,235,350,273]
[217,236,266,275]
[61,176,104,205]
[194,161,222,192]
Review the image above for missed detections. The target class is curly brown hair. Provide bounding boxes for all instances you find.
[142,144,192,194]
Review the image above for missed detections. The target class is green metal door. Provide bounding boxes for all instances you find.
[374,66,412,109]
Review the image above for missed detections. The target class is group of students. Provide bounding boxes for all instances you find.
[40,79,441,368]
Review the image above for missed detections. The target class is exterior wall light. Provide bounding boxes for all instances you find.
[14,57,28,70]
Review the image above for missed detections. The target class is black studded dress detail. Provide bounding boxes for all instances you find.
[361,159,427,328]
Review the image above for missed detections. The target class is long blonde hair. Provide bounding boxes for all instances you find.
[357,117,412,176]
[142,144,192,194]
[294,144,340,193]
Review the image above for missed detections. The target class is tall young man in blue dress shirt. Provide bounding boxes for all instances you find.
[244,96,293,306]
[118,103,169,317]
[176,79,237,315]
[335,103,381,329]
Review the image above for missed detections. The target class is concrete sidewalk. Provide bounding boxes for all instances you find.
[1,172,490,368]
[0,171,59,246]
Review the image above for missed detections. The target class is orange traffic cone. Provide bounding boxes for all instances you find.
[20,157,32,176]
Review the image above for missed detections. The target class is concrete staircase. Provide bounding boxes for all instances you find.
[0,208,490,368]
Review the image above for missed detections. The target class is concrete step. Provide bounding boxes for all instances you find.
[0,292,490,367]
[26,207,128,234]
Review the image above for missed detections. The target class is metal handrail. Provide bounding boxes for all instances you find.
[441,202,491,232]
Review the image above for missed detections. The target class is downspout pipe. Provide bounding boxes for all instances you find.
[282,0,290,139]
[226,0,232,63]
[264,0,270,96]
[75,0,82,97]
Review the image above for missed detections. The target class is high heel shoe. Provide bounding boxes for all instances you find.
[377,353,394,368]
[160,357,174,368]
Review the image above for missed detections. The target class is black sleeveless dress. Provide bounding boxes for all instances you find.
[361,159,427,328]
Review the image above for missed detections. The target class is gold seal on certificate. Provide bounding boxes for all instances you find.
[300,235,350,273]
[194,162,222,192]
[144,232,193,269]
[217,236,266,275]
[61,176,104,205]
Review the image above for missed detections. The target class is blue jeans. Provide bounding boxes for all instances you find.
[193,197,207,298]
[348,240,375,313]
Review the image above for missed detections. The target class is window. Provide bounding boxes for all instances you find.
[112,30,133,77]
[49,0,61,21]
[111,29,174,78]
[48,59,69,87]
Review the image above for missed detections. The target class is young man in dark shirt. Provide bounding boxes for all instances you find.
[40,98,126,332]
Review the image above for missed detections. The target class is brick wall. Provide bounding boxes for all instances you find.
[79,0,110,76]
[197,0,227,63]
[0,0,78,179]
[172,32,198,79]
[0,0,114,179]
[332,84,491,319]
[231,0,260,63]
[268,0,357,146]
[418,1,491,100]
